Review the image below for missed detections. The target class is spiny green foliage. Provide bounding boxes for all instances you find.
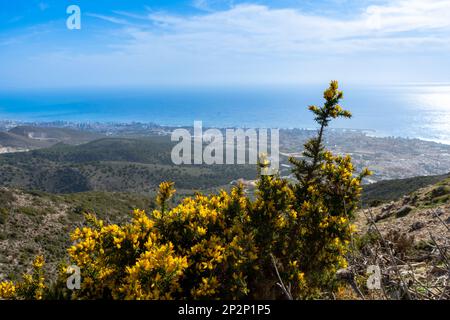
[0,81,371,300]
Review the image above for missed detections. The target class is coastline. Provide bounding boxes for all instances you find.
[2,119,450,146]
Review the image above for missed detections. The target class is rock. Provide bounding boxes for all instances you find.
[430,266,447,276]
[396,205,414,218]
[375,209,395,222]
[336,268,353,281]
[402,196,411,205]
[409,221,425,232]
[382,202,395,213]
[430,186,450,198]
[375,203,398,221]
[410,194,419,205]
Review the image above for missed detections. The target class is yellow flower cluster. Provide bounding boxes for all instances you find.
[0,281,16,300]
[33,255,45,269]
[0,256,46,300]
[121,243,188,299]
[152,184,258,299]
[47,182,257,300]
[156,181,176,211]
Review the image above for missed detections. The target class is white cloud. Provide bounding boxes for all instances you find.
[364,0,450,32]
[86,13,133,26]
[2,0,450,88]
[108,0,450,58]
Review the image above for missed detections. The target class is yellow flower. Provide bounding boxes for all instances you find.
[33,255,45,269]
[339,217,348,225]
[197,226,207,236]
[333,237,340,246]
[0,281,16,299]
[297,272,305,283]
[156,181,176,208]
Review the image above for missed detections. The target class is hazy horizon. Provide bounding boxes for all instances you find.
[2,83,450,144]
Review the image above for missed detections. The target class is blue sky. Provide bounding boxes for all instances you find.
[0,0,449,89]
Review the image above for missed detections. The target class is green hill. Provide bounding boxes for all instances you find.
[0,126,102,150]
[8,126,101,144]
[0,136,256,194]
[0,131,51,149]
[362,173,450,206]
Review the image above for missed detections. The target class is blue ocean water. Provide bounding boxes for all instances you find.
[1,84,450,144]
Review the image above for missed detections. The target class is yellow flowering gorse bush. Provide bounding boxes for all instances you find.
[0,81,370,300]
[0,256,46,300]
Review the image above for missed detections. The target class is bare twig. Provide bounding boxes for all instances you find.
[363,208,413,299]
[270,254,293,300]
[431,209,450,232]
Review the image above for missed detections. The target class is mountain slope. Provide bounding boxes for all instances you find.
[1,170,449,286]
[0,126,102,151]
[362,173,450,206]
[0,188,153,280]
[0,131,51,149]
[0,136,257,194]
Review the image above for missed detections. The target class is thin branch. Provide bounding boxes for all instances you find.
[270,254,293,300]
[431,209,450,232]
[363,208,413,299]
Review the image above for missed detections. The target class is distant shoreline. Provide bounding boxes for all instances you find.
[1,84,450,145]
[1,119,450,146]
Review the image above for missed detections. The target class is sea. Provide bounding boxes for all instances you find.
[1,83,450,144]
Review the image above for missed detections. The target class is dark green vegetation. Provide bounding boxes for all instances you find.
[0,136,256,194]
[362,173,450,206]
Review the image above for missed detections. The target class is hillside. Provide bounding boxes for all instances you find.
[357,175,450,243]
[362,173,450,206]
[0,136,257,194]
[1,172,449,284]
[353,175,450,299]
[0,126,102,152]
[0,188,153,280]
[0,131,51,150]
